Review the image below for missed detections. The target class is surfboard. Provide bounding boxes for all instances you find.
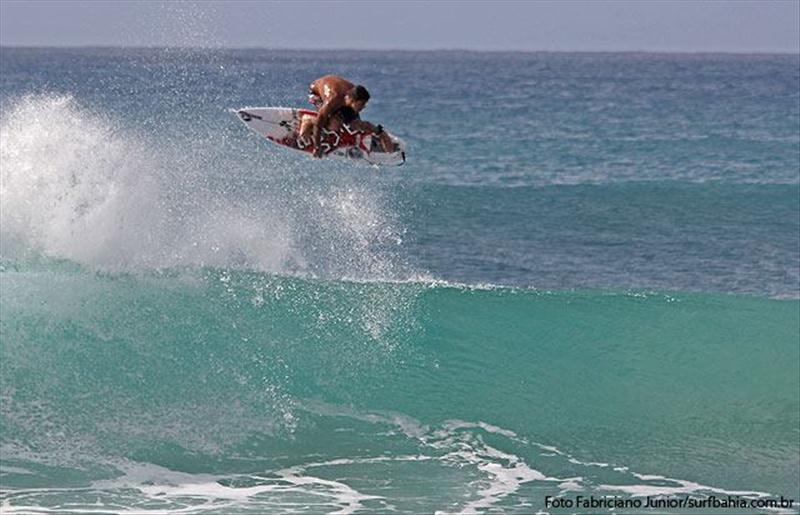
[234,107,406,166]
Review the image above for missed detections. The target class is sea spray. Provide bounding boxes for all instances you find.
[0,94,410,280]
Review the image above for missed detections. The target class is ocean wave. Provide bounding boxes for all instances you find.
[1,262,797,512]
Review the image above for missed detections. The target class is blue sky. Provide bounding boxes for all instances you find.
[1,0,798,52]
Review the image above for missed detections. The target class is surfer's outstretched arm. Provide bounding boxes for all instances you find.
[349,120,398,152]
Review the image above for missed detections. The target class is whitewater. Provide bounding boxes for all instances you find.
[1,47,798,513]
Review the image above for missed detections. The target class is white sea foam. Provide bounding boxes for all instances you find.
[298,400,791,514]
[300,400,564,514]
[0,94,295,273]
[600,471,772,498]
[1,460,383,515]
[2,409,789,515]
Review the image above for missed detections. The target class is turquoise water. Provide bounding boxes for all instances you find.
[1,48,799,513]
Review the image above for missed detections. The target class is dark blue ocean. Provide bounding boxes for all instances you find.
[1,48,799,513]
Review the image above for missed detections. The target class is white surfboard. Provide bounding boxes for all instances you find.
[234,107,406,166]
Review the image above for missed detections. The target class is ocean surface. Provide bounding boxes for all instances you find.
[1,47,798,514]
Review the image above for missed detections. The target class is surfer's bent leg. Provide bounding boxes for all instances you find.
[298,115,343,148]
[298,115,316,147]
[298,114,346,152]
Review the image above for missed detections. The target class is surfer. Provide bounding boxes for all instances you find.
[298,75,396,157]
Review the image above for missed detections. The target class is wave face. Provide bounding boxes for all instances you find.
[2,262,798,512]
[1,48,799,512]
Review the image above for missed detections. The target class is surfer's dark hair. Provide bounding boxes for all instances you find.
[352,85,370,102]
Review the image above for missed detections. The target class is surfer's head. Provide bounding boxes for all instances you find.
[345,85,370,111]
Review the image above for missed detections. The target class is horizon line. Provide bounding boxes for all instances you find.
[1,44,798,56]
